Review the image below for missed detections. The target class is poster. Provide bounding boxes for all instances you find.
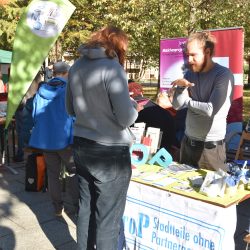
[160,38,187,89]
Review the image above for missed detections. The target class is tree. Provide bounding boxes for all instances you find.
[1,0,250,79]
[58,0,106,60]
[0,0,28,50]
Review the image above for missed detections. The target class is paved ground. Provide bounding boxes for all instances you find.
[0,159,77,250]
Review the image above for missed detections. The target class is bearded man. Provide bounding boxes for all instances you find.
[172,31,234,171]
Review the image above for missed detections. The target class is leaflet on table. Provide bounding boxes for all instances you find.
[134,122,146,130]
[130,127,144,144]
[130,124,163,156]
[131,164,250,207]
[152,176,179,187]
[146,127,161,154]
[132,168,180,188]
[131,163,192,187]
[132,162,196,179]
[167,162,196,173]
[140,171,169,181]
[130,122,146,144]
[132,164,162,178]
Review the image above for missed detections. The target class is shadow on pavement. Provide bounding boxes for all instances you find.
[0,161,77,250]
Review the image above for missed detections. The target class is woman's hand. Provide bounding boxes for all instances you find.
[136,103,144,112]
[130,96,144,112]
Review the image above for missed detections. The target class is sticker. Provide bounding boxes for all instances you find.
[26,1,63,38]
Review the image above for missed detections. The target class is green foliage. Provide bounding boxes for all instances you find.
[0,1,24,50]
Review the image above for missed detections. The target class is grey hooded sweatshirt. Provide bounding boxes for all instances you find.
[66,46,138,146]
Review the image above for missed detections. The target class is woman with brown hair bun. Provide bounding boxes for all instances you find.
[66,26,139,250]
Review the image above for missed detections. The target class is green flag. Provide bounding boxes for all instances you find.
[5,0,75,128]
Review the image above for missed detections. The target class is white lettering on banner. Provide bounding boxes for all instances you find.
[153,218,190,241]
[162,48,183,53]
[151,231,191,249]
[123,182,236,250]
[123,213,215,250]
[179,41,186,46]
[123,213,149,238]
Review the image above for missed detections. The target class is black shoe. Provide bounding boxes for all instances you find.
[13,155,24,162]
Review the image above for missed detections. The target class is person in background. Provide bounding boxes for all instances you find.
[156,90,176,116]
[172,31,234,171]
[13,72,42,162]
[66,26,139,250]
[44,61,54,82]
[234,198,250,250]
[129,82,177,154]
[22,80,45,148]
[156,90,187,147]
[0,72,5,93]
[127,79,143,97]
[29,61,79,217]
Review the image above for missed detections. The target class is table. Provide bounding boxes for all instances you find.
[122,165,250,250]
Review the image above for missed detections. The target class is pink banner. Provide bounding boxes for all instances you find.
[160,38,186,89]
[211,28,244,123]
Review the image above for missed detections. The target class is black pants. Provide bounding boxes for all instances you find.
[73,137,131,250]
[234,198,250,250]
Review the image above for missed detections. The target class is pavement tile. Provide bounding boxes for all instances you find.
[0,161,77,250]
[0,216,24,237]
[0,214,76,250]
[0,179,25,195]
[3,200,56,229]
[0,192,27,219]
[0,167,25,183]
[0,225,56,250]
[0,191,50,219]
[38,219,76,248]
[9,190,51,207]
